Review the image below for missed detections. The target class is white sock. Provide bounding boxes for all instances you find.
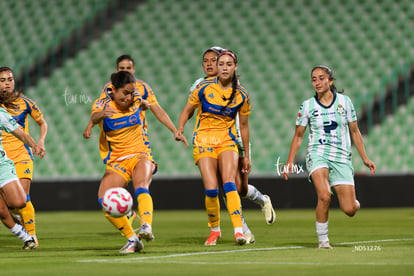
[234,227,243,235]
[245,184,267,206]
[129,234,139,242]
[10,223,32,242]
[211,226,220,232]
[316,221,329,243]
[242,215,251,234]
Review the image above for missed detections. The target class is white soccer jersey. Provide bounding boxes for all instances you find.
[296,92,357,163]
[188,77,205,95]
[0,107,18,162]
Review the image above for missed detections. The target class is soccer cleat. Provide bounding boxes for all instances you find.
[261,195,276,225]
[243,232,256,244]
[119,238,144,254]
[204,231,221,246]
[22,238,37,250]
[138,223,155,241]
[318,241,333,249]
[234,232,247,246]
[32,235,39,247]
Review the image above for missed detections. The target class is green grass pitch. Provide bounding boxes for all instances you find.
[0,208,413,275]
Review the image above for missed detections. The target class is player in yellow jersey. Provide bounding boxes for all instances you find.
[0,86,43,249]
[0,67,47,247]
[84,55,186,238]
[187,47,276,243]
[176,50,250,246]
[83,55,177,138]
[92,71,186,253]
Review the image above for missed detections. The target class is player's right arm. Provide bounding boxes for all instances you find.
[11,127,43,158]
[175,102,197,145]
[91,105,117,124]
[283,125,306,180]
[175,86,200,141]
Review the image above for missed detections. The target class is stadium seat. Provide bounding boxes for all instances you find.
[18,0,414,177]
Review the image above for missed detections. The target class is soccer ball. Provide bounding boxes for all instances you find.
[102,187,133,217]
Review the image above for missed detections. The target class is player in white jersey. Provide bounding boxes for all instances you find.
[186,47,275,244]
[283,65,376,249]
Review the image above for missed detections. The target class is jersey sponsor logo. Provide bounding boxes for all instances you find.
[318,138,342,145]
[24,168,31,174]
[323,120,338,133]
[208,93,214,98]
[128,114,138,125]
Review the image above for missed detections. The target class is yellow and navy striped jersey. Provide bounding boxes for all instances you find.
[92,93,151,164]
[2,94,43,162]
[188,77,251,146]
[100,78,158,131]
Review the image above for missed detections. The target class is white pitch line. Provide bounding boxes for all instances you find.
[106,260,414,266]
[77,238,414,264]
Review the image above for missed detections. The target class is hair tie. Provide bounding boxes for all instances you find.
[218,51,238,64]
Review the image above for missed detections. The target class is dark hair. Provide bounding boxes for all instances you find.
[217,51,239,110]
[311,65,344,93]
[110,71,135,89]
[0,90,18,109]
[0,67,19,108]
[116,55,135,67]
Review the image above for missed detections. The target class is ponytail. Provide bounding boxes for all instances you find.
[222,72,238,110]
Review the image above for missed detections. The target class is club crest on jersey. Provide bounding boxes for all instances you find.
[337,104,345,115]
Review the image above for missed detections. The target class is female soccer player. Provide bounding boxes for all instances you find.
[84,55,186,233]
[283,65,376,249]
[176,50,250,246]
[83,55,176,139]
[188,47,275,243]
[92,71,186,254]
[0,87,43,249]
[0,67,47,247]
[189,46,276,243]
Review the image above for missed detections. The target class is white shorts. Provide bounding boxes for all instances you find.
[0,159,19,188]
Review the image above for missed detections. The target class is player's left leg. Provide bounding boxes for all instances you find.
[132,158,156,241]
[330,161,359,217]
[219,150,246,245]
[236,154,276,225]
[16,178,38,245]
[333,184,360,217]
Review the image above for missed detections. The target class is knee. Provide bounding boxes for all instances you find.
[343,208,357,217]
[12,200,26,209]
[343,203,360,217]
[318,192,331,206]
